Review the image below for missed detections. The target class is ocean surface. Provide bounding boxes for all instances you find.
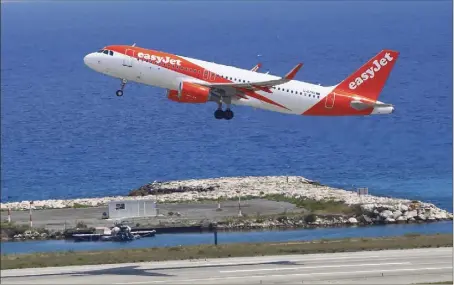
[1,1,453,212]
[2,221,452,255]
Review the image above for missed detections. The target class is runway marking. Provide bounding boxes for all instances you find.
[219,262,411,273]
[114,266,453,284]
[1,255,440,277]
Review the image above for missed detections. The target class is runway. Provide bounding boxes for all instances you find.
[1,248,452,284]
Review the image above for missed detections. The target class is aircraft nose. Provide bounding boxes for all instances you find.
[83,53,97,69]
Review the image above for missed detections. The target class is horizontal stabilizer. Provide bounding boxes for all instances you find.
[350,100,393,110]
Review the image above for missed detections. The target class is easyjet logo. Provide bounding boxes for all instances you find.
[137,52,182,66]
[349,53,394,90]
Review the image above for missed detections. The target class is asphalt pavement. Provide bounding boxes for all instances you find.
[1,247,452,284]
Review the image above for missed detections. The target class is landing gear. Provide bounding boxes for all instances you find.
[214,109,224,120]
[116,79,127,97]
[224,109,234,120]
[214,98,234,120]
[213,106,234,120]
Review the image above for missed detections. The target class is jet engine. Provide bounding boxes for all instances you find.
[167,82,211,103]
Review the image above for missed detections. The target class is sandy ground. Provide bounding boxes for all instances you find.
[1,199,302,230]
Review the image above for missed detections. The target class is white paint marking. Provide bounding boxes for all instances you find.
[219,262,410,273]
[114,266,453,284]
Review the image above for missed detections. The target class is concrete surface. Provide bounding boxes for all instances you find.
[1,248,452,284]
[1,199,302,230]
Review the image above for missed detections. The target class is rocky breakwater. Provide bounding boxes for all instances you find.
[215,202,453,231]
[1,176,452,229]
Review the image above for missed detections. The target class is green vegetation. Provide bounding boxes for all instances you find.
[0,221,49,240]
[1,221,30,237]
[72,203,90,209]
[1,233,451,270]
[264,194,362,215]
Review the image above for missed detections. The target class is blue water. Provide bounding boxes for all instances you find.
[1,221,452,255]
[1,1,452,213]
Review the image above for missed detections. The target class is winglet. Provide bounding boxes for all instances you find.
[284,63,303,80]
[251,63,262,72]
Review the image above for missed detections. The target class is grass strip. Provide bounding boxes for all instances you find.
[1,233,452,270]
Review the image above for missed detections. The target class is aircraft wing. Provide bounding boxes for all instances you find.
[251,63,262,72]
[200,63,303,92]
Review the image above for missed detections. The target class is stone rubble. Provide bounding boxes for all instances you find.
[1,176,452,227]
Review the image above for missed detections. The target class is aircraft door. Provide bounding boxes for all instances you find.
[123,49,135,67]
[203,70,217,82]
[325,92,335,109]
[203,70,209,80]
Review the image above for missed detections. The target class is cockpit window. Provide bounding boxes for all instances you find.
[109,50,113,56]
[103,50,109,55]
[97,49,104,53]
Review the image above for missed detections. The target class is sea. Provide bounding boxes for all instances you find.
[1,0,453,213]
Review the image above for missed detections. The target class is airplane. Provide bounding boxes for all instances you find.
[83,45,398,120]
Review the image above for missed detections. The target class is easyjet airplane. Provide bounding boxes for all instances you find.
[83,44,398,120]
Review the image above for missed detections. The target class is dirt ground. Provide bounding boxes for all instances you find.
[1,199,302,231]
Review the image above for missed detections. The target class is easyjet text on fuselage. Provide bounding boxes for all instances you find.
[137,52,182,66]
[349,52,394,90]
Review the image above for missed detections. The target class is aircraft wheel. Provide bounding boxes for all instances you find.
[224,109,234,120]
[116,90,124,97]
[214,109,224,120]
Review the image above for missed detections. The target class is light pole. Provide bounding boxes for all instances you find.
[236,190,242,217]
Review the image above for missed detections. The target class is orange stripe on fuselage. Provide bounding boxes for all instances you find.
[302,91,374,116]
[105,45,289,110]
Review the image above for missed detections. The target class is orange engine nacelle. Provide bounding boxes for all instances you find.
[167,82,211,103]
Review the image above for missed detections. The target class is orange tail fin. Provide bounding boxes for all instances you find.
[335,50,399,101]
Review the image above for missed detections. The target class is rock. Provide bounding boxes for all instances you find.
[416,214,426,221]
[380,210,393,219]
[400,204,409,212]
[427,216,436,222]
[361,215,373,223]
[348,217,358,224]
[385,217,396,223]
[434,212,447,220]
[396,216,407,223]
[404,210,417,218]
[360,204,375,213]
[392,210,402,219]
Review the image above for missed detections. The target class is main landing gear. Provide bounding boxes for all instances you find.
[214,102,234,120]
[116,79,127,97]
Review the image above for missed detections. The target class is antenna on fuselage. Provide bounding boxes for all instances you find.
[132,43,136,47]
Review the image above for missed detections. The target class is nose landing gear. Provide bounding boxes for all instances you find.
[116,79,127,97]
